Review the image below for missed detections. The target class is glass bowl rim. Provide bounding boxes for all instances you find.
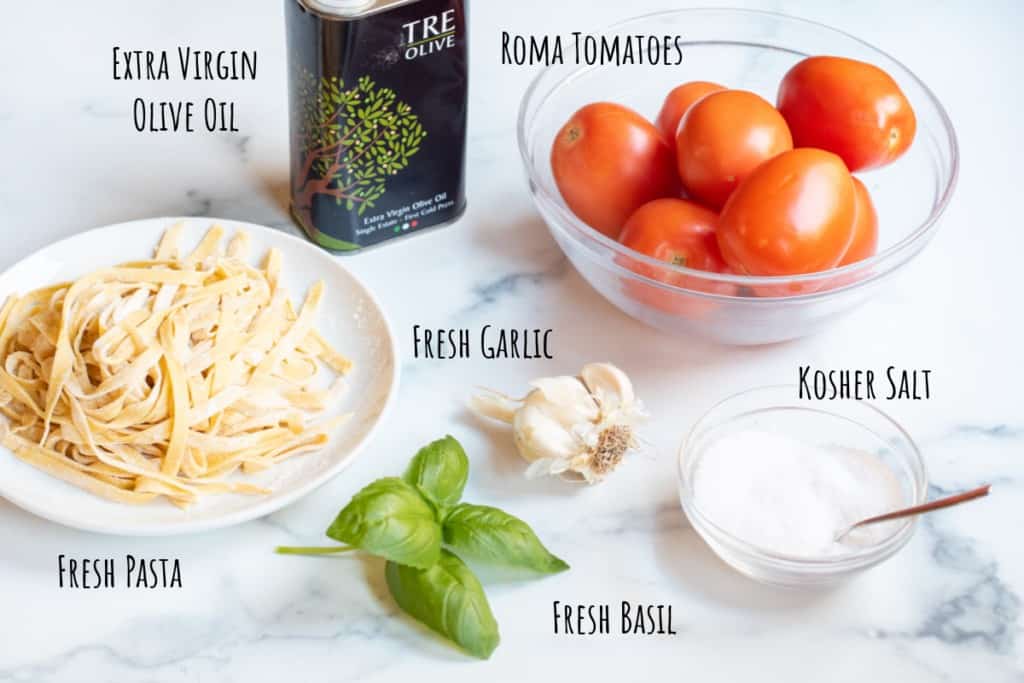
[516,7,960,302]
[676,384,929,570]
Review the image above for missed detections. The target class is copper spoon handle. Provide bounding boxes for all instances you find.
[836,484,991,541]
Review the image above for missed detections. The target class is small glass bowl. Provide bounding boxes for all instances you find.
[677,386,927,587]
[517,8,959,345]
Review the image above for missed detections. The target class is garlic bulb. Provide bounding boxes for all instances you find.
[471,363,643,483]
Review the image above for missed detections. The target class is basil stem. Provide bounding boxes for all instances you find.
[275,545,357,556]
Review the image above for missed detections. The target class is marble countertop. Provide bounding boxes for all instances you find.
[1,1,1021,681]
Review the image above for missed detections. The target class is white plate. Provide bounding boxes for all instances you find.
[0,217,399,536]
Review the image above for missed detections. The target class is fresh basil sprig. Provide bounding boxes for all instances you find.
[403,434,468,509]
[443,503,570,575]
[276,434,568,659]
[326,477,441,569]
[386,550,500,660]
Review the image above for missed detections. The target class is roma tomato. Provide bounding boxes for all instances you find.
[655,81,725,141]
[675,90,793,209]
[718,148,856,276]
[839,177,879,265]
[551,103,677,238]
[617,199,736,317]
[618,198,725,272]
[777,56,917,171]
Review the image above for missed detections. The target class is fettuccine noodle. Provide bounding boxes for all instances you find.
[0,223,353,507]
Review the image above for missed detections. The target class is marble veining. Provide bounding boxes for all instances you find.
[462,256,569,316]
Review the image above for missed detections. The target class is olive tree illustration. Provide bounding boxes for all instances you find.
[292,70,427,229]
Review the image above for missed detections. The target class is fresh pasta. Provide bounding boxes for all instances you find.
[0,223,353,507]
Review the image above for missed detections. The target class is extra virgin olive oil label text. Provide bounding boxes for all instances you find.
[799,366,934,400]
[112,47,258,133]
[552,601,678,636]
[57,555,182,589]
[501,33,684,67]
[413,326,553,360]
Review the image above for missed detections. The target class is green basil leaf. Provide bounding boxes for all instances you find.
[385,550,500,660]
[442,504,569,575]
[403,435,469,508]
[326,478,440,569]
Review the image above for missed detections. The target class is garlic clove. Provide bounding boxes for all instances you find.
[471,362,643,484]
[512,403,580,464]
[526,376,599,427]
[469,389,520,424]
[525,456,572,479]
[580,362,635,415]
[524,457,557,479]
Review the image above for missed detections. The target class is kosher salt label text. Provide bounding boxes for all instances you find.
[798,366,933,400]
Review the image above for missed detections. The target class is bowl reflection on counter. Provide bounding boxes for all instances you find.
[517,8,958,345]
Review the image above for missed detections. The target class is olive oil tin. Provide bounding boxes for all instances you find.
[285,0,468,252]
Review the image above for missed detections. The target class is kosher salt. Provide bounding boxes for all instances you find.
[692,430,906,557]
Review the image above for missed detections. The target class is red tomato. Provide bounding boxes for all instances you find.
[655,81,725,141]
[839,177,879,265]
[618,198,725,272]
[551,103,677,238]
[617,199,736,317]
[675,90,793,209]
[777,56,917,171]
[718,148,856,276]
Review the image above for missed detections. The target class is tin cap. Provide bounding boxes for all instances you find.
[304,0,375,14]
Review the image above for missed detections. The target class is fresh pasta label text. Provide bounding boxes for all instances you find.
[57,554,183,589]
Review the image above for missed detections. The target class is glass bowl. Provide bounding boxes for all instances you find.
[517,9,958,345]
[677,386,927,587]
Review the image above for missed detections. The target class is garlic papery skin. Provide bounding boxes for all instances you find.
[581,363,635,415]
[471,363,644,483]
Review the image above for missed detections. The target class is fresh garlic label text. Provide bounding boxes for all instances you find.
[412,326,553,360]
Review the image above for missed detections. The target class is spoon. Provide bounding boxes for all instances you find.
[834,484,991,542]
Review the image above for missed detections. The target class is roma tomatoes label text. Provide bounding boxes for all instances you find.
[501,32,683,67]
